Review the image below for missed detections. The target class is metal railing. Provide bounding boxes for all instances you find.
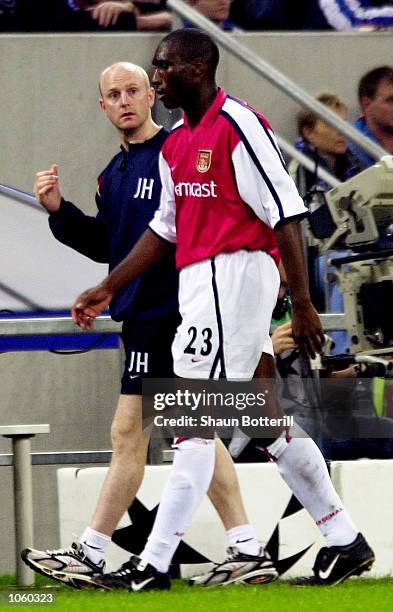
[0,313,346,336]
[0,314,121,336]
[167,0,387,165]
[0,183,43,211]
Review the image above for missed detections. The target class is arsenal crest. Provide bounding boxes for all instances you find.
[196,149,212,173]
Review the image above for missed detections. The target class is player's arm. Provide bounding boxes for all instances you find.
[35,164,110,263]
[275,221,323,358]
[230,111,323,357]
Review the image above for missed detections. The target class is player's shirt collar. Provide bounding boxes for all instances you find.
[183,88,226,128]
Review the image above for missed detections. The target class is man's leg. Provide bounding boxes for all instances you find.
[208,438,248,531]
[80,394,149,560]
[21,393,150,581]
[189,437,278,586]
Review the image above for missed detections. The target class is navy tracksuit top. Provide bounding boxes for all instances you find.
[49,128,179,321]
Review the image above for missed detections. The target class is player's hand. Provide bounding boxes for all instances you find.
[271,321,297,356]
[34,164,61,212]
[89,1,135,27]
[71,283,114,330]
[291,301,325,360]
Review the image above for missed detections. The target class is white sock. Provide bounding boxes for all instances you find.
[226,524,260,556]
[79,527,111,565]
[140,438,216,573]
[273,435,358,547]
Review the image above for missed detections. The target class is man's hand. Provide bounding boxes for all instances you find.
[291,301,325,360]
[89,1,135,27]
[71,283,114,329]
[271,321,297,356]
[34,164,61,212]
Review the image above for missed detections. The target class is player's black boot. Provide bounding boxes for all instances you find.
[293,533,375,586]
[72,554,170,591]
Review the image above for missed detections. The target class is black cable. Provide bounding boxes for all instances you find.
[49,334,110,355]
[0,308,114,355]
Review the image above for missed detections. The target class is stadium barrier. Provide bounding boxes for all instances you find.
[58,460,393,579]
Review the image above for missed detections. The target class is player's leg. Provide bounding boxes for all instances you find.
[193,251,373,586]
[79,435,215,591]
[86,253,281,591]
[255,352,374,585]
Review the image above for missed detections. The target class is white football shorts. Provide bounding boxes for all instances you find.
[172,250,280,380]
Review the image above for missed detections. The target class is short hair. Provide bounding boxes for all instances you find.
[358,65,393,100]
[158,28,219,78]
[296,92,347,136]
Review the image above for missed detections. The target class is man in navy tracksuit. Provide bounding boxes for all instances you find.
[22,62,272,588]
[21,62,181,581]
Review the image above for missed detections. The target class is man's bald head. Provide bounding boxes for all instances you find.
[99,62,150,96]
[98,61,156,145]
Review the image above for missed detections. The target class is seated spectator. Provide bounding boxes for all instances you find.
[132,1,171,31]
[173,0,238,31]
[350,65,393,168]
[318,0,393,30]
[231,316,393,462]
[229,0,315,31]
[2,0,239,32]
[289,93,362,349]
[89,1,171,31]
[229,0,393,31]
[87,2,137,27]
[289,92,362,198]
[2,0,171,32]
[0,0,16,30]
[9,0,136,31]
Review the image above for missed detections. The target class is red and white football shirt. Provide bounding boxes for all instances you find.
[150,88,307,271]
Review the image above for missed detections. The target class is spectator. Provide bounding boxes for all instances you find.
[3,0,171,32]
[11,0,137,31]
[229,0,315,31]
[0,0,16,30]
[132,1,171,30]
[289,93,363,349]
[229,0,393,31]
[350,65,393,168]
[273,322,393,462]
[318,0,393,30]
[290,92,362,199]
[88,1,172,31]
[232,318,393,463]
[174,0,238,31]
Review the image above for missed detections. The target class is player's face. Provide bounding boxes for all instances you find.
[303,108,348,157]
[100,66,155,132]
[152,42,195,110]
[362,78,393,133]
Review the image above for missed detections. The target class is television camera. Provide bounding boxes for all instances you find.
[308,156,393,354]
